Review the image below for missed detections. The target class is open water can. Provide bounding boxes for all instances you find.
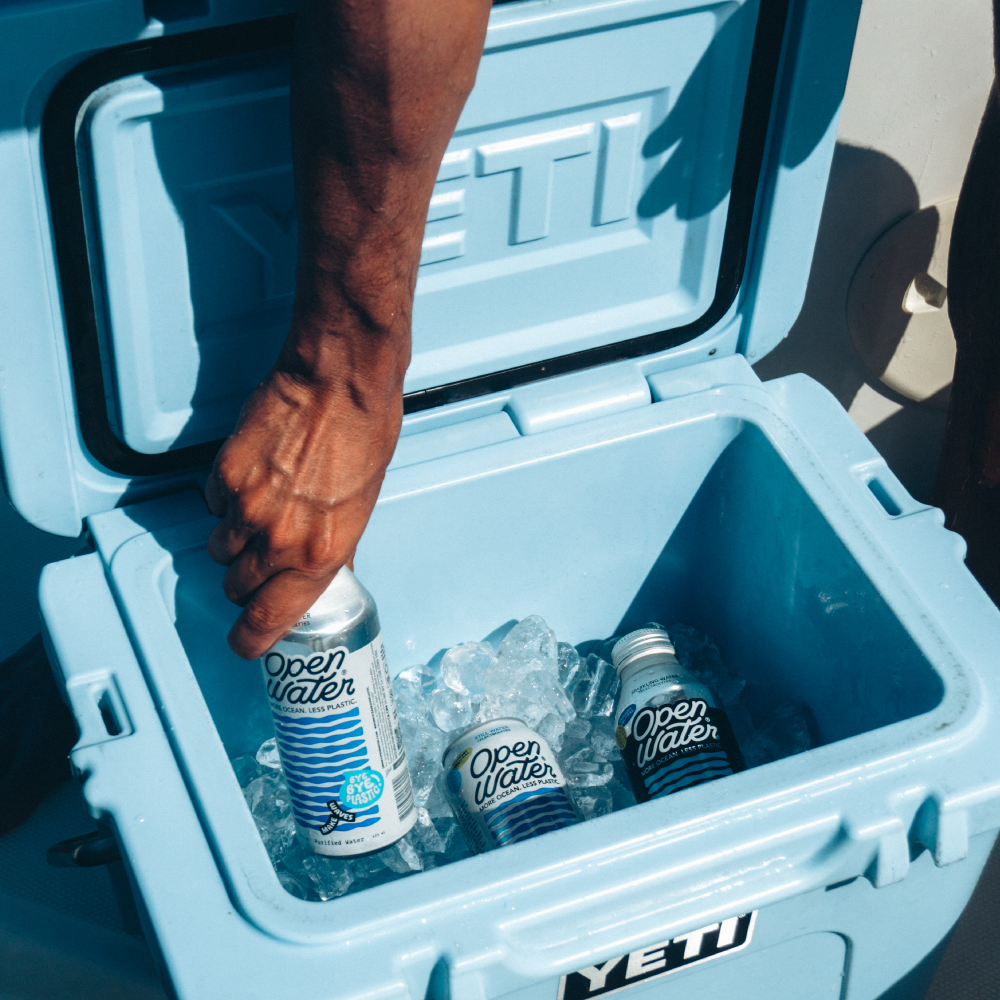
[3,0,1000,998]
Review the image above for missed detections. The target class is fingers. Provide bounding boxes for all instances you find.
[227,571,334,660]
[204,463,229,518]
[222,546,290,606]
[207,509,254,567]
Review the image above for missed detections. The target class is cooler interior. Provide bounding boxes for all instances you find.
[156,406,943,851]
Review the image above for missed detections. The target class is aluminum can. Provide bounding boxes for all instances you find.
[442,718,578,853]
[611,627,745,803]
[260,566,415,857]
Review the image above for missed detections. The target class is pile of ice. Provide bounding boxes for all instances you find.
[230,617,812,902]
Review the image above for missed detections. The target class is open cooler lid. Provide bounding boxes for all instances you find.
[0,0,860,535]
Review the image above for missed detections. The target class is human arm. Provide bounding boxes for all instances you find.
[205,0,492,660]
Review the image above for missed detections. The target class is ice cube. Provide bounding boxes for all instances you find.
[300,854,356,900]
[430,686,475,732]
[497,616,558,674]
[395,664,437,697]
[424,771,455,819]
[537,712,567,752]
[570,653,618,718]
[402,725,449,808]
[441,642,495,698]
[588,715,621,760]
[381,834,424,873]
[393,666,435,727]
[350,853,387,881]
[567,766,615,788]
[231,754,262,787]
[412,808,447,855]
[558,642,582,688]
[570,784,614,821]
[557,717,591,761]
[256,737,281,769]
[244,771,297,857]
[562,747,614,787]
[668,622,745,707]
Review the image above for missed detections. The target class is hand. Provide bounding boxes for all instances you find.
[205,0,490,661]
[205,367,402,660]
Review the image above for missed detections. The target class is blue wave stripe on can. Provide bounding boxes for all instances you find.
[281,744,368,766]
[283,766,369,785]
[646,748,731,780]
[282,764,367,779]
[277,726,365,753]
[273,715,361,732]
[647,763,732,798]
[645,751,733,799]
[282,750,369,772]
[272,705,380,831]
[279,748,367,767]
[284,782,361,804]
[644,749,728,785]
[277,729,366,748]
[494,815,576,846]
[484,787,572,826]
[279,739,366,758]
[490,802,577,844]
[483,788,577,845]
[273,717,363,737]
[645,755,732,795]
[284,779,370,802]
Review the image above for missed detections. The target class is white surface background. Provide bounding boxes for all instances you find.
[755,0,995,503]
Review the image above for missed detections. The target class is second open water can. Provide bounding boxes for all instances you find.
[442,718,578,853]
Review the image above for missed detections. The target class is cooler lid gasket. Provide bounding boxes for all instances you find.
[42,0,789,478]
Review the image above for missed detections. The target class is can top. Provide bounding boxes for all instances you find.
[442,718,526,765]
[275,565,379,652]
[611,625,677,676]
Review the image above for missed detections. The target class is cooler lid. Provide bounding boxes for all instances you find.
[0,0,859,534]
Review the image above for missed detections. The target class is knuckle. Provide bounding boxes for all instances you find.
[264,529,295,556]
[207,531,237,566]
[300,538,340,577]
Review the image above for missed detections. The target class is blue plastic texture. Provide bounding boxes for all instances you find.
[0,0,859,534]
[77,0,754,454]
[41,358,1000,1000]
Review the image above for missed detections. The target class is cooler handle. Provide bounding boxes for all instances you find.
[64,672,134,748]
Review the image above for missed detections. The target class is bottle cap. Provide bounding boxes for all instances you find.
[611,625,677,676]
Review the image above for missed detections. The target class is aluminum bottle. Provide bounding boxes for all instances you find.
[611,626,744,803]
[442,718,578,853]
[260,566,415,857]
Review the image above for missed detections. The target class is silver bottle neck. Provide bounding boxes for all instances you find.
[611,627,681,677]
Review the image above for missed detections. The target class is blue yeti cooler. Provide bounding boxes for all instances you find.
[2,0,999,998]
